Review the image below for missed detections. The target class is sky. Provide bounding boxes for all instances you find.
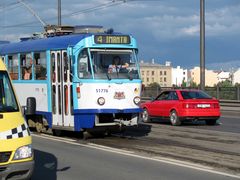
[0,0,239,70]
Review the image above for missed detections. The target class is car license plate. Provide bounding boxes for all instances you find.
[197,104,210,108]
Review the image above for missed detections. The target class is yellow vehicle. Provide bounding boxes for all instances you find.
[0,58,34,179]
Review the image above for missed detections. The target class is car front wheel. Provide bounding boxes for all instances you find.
[170,110,181,126]
[142,108,151,123]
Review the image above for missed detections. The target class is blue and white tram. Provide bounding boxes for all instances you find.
[0,28,142,134]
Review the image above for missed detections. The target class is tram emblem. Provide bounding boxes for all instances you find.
[114,92,125,99]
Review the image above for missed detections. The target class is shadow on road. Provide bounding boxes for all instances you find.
[118,123,152,137]
[32,149,71,180]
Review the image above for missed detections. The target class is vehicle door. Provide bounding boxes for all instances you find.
[51,50,74,128]
[150,91,170,117]
[162,91,179,116]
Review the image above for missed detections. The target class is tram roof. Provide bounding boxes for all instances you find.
[0,34,92,55]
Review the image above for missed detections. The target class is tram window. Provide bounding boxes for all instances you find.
[58,85,61,114]
[20,53,32,80]
[52,85,56,114]
[34,52,47,80]
[57,53,61,83]
[77,49,92,79]
[64,85,68,115]
[51,53,56,82]
[7,55,18,80]
[63,52,68,82]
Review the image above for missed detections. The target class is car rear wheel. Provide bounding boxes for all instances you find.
[205,119,217,125]
[170,110,181,126]
[142,108,151,123]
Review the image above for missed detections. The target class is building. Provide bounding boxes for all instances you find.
[233,68,240,85]
[190,67,218,87]
[140,60,172,87]
[217,71,231,83]
[172,66,188,87]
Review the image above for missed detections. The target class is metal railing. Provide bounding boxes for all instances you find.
[141,86,240,110]
[141,86,240,100]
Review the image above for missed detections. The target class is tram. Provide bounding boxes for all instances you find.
[0,26,142,134]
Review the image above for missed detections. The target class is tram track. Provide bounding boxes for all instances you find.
[31,121,240,174]
[84,123,240,174]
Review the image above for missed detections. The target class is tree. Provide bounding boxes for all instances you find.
[217,80,233,87]
[148,82,160,88]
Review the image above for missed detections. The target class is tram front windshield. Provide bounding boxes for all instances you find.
[90,49,140,80]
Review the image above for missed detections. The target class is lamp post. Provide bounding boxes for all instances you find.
[200,0,205,90]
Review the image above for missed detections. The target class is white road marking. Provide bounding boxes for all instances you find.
[32,134,240,179]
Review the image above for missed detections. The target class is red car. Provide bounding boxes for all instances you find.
[140,89,221,126]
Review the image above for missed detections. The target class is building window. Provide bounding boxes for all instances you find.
[160,71,162,75]
[164,77,167,82]
[152,71,154,76]
[147,77,149,82]
[164,71,167,75]
[147,71,149,76]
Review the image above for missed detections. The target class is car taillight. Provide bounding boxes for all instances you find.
[183,103,196,109]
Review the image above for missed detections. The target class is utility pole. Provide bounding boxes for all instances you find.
[58,0,61,26]
[200,0,205,90]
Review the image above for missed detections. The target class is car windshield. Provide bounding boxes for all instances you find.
[90,49,140,80]
[0,71,19,112]
[180,91,212,99]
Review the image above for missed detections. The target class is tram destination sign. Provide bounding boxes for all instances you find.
[94,35,131,44]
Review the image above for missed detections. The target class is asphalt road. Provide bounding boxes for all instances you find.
[31,135,239,180]
[148,111,240,134]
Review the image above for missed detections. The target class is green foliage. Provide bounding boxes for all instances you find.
[181,80,187,87]
[189,80,198,88]
[217,80,233,87]
[148,82,160,88]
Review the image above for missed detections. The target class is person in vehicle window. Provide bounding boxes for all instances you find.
[23,67,31,80]
[108,56,129,73]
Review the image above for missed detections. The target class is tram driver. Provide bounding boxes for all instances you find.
[108,56,129,73]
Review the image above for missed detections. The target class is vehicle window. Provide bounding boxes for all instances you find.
[20,53,33,80]
[78,49,92,79]
[0,71,19,112]
[181,91,212,99]
[90,49,139,80]
[34,52,47,80]
[7,55,18,80]
[167,91,179,100]
[156,91,170,100]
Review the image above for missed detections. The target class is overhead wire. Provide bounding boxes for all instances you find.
[0,0,154,29]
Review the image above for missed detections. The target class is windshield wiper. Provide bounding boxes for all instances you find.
[106,73,111,81]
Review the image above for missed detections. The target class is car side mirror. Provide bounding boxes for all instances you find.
[25,97,36,115]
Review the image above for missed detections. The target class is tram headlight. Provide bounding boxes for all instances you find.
[133,96,141,105]
[97,97,105,106]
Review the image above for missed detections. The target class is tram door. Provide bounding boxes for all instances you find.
[51,51,74,128]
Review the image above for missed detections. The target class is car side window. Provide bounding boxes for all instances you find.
[156,91,170,100]
[170,91,179,100]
